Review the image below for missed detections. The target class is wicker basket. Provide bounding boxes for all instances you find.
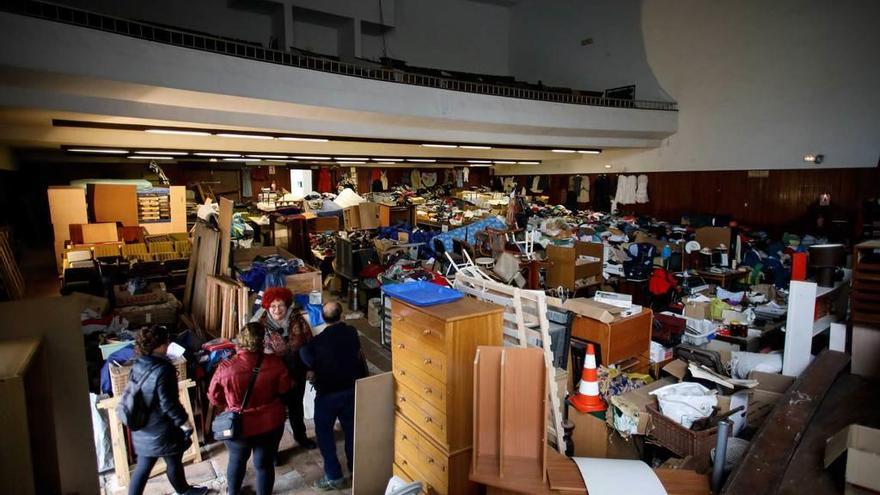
[109,356,187,396]
[646,401,730,459]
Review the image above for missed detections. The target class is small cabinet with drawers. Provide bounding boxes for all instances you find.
[389,296,503,495]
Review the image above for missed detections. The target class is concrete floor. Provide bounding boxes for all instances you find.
[18,248,395,495]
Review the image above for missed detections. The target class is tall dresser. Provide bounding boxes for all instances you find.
[389,296,503,495]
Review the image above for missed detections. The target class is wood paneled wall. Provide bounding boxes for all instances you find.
[496,168,880,237]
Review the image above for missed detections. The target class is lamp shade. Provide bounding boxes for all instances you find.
[808,244,845,268]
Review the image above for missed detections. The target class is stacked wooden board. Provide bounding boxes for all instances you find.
[852,240,880,325]
[0,230,24,299]
[204,275,249,340]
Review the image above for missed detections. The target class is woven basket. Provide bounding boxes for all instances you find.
[646,401,730,459]
[109,356,187,396]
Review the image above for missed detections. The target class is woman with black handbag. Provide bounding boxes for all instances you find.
[127,325,207,495]
[208,322,291,495]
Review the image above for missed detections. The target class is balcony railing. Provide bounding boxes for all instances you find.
[0,0,678,112]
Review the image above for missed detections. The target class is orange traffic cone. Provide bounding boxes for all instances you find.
[570,343,606,413]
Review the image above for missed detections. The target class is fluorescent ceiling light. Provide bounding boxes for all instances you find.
[128,155,173,160]
[551,149,577,153]
[604,164,612,169]
[467,160,492,164]
[372,158,403,162]
[68,148,129,154]
[461,145,492,150]
[194,152,241,157]
[134,150,189,156]
[334,157,369,161]
[247,154,288,159]
[145,128,211,136]
[407,159,436,163]
[277,136,329,142]
[216,133,274,140]
[281,160,300,163]
[223,158,261,162]
[494,161,516,165]
[338,161,366,164]
[421,144,457,148]
[518,161,540,165]
[292,156,331,160]
[577,150,601,154]
[375,162,398,165]
[469,164,493,167]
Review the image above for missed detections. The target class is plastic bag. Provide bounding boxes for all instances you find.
[650,382,717,429]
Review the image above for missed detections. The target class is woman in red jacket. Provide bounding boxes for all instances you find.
[209,323,291,495]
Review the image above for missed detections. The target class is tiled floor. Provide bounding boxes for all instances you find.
[19,246,395,494]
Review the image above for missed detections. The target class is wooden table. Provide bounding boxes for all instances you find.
[97,379,201,487]
[695,268,749,289]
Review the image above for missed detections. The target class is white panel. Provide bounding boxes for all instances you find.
[782,280,818,377]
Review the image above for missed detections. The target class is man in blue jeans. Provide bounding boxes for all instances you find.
[300,301,369,491]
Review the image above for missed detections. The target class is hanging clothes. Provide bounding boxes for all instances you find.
[455,169,464,188]
[242,171,253,197]
[317,167,332,193]
[636,174,649,204]
[380,171,389,190]
[626,175,638,204]
[531,176,543,193]
[410,169,422,189]
[577,175,590,203]
[463,167,470,184]
[614,174,627,206]
[594,175,612,212]
[421,172,437,188]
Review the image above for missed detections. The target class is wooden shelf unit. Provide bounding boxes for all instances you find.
[390,296,503,495]
[852,240,880,325]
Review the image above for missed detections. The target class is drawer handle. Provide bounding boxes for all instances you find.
[423,358,432,365]
[399,396,407,403]
[422,329,431,336]
[424,416,432,423]
[393,315,403,322]
[424,387,432,395]
[399,369,406,376]
[402,460,408,466]
[396,343,405,350]
[401,434,408,440]
[427,457,435,464]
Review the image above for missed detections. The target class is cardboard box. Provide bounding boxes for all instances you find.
[88,184,138,226]
[607,376,677,435]
[343,205,361,231]
[357,202,380,230]
[684,301,710,320]
[824,424,880,493]
[547,296,621,323]
[233,246,322,296]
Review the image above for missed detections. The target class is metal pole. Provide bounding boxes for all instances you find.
[711,420,731,494]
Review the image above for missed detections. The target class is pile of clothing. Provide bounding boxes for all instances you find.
[237,254,306,292]
[310,231,337,257]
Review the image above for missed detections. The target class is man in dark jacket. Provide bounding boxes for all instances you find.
[300,301,368,491]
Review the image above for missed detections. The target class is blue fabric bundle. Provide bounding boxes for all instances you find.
[238,255,305,291]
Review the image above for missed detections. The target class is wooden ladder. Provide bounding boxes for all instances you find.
[454,273,567,454]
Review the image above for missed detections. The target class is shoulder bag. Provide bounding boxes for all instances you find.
[212,352,264,441]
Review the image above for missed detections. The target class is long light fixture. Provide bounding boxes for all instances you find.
[292,156,332,160]
[469,164,493,167]
[194,152,241,157]
[461,145,492,150]
[407,159,436,163]
[134,150,189,156]
[494,161,517,165]
[551,149,577,153]
[372,158,403,162]
[277,136,329,143]
[223,158,261,162]
[338,161,366,165]
[145,128,211,136]
[128,155,173,160]
[467,160,492,164]
[216,133,274,140]
[69,148,129,154]
[577,150,601,154]
[518,161,540,165]
[422,144,457,148]
[247,154,289,159]
[334,157,369,161]
[374,162,398,165]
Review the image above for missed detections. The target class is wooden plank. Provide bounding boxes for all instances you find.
[721,350,851,495]
[81,222,119,244]
[352,372,394,495]
[500,347,546,482]
[218,197,234,277]
[473,347,503,475]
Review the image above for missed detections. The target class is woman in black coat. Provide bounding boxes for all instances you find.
[127,326,207,495]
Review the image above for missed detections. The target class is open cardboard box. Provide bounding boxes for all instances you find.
[607,376,678,435]
[233,246,322,295]
[546,296,622,324]
[824,424,880,494]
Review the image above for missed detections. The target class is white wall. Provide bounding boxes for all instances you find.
[51,0,277,45]
[501,0,880,173]
[509,0,669,100]
[361,0,510,75]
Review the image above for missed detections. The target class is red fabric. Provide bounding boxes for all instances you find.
[317,168,332,193]
[261,287,293,309]
[371,168,382,181]
[648,267,677,296]
[791,252,807,281]
[208,351,291,438]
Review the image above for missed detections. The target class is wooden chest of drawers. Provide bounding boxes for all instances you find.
[390,297,503,495]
